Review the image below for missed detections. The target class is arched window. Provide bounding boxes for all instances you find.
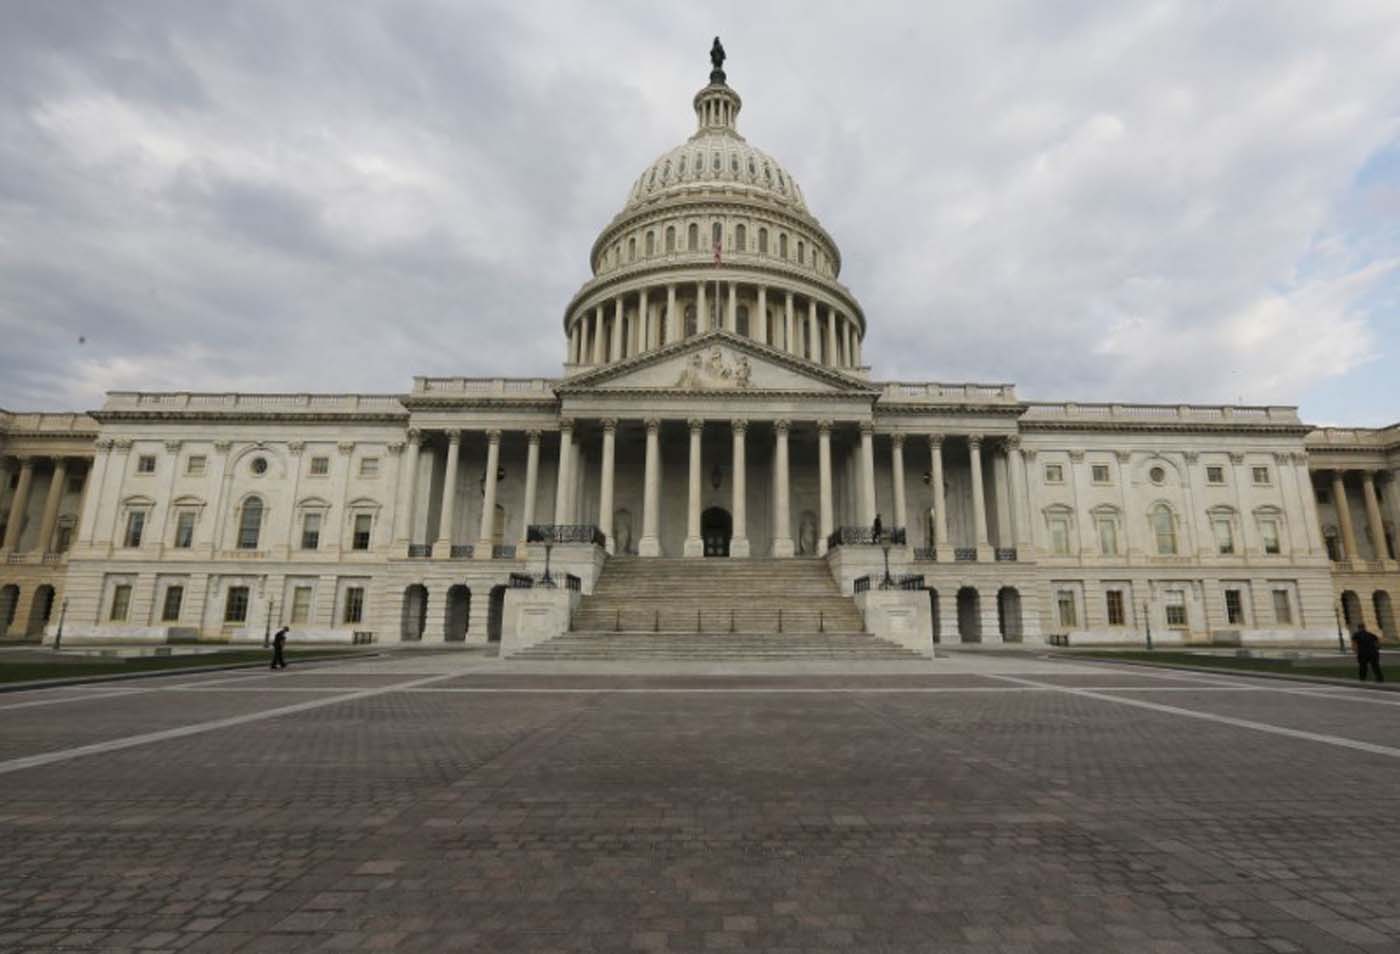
[758,228,768,254]
[645,231,655,256]
[1151,504,1177,556]
[237,497,264,550]
[797,240,805,264]
[665,226,676,253]
[779,233,788,259]
[711,222,722,249]
[687,223,699,251]
[627,237,636,262]
[735,224,746,252]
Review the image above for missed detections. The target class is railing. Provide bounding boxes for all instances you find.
[571,607,849,634]
[880,382,1018,403]
[104,391,406,415]
[351,631,376,645]
[854,575,871,593]
[856,573,924,593]
[450,544,474,559]
[912,547,937,562]
[527,524,606,546]
[954,548,978,562]
[826,526,907,549]
[995,548,1018,562]
[1022,401,1301,425]
[895,574,925,591]
[508,572,535,589]
[407,544,433,558]
[412,376,557,396]
[564,574,582,592]
[492,545,517,560]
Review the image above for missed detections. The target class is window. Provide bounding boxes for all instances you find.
[735,224,746,251]
[352,514,372,551]
[1049,516,1071,555]
[1260,518,1281,555]
[358,458,379,478]
[1091,464,1110,483]
[645,231,655,256]
[684,305,697,337]
[67,474,85,494]
[300,512,322,550]
[665,226,676,252]
[1324,530,1340,562]
[109,584,132,621]
[174,511,196,549]
[136,455,156,474]
[627,237,636,262]
[55,523,74,553]
[736,305,749,338]
[1106,590,1126,626]
[290,586,313,624]
[1224,589,1245,625]
[1212,517,1235,555]
[797,240,805,264]
[186,455,207,477]
[758,228,768,254]
[1056,590,1077,627]
[687,223,698,251]
[308,456,330,476]
[224,586,249,623]
[161,586,183,622]
[343,587,365,625]
[237,498,263,550]
[711,221,722,249]
[123,511,145,548]
[1252,466,1270,485]
[250,456,268,476]
[779,233,788,258]
[1096,516,1119,556]
[1165,591,1187,627]
[1206,466,1224,484]
[1272,590,1293,624]
[1044,464,1064,483]
[1149,465,1166,484]
[1152,505,1177,555]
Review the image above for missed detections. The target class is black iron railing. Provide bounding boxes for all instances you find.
[826,526,907,549]
[995,548,1018,562]
[954,547,978,562]
[527,524,606,546]
[450,544,474,559]
[407,544,432,558]
[854,575,871,593]
[857,573,924,593]
[564,574,581,592]
[894,574,925,591]
[493,544,517,560]
[508,572,535,589]
[912,547,937,561]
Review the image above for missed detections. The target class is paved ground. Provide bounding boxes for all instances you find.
[2,651,1400,953]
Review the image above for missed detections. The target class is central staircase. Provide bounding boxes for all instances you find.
[509,557,924,661]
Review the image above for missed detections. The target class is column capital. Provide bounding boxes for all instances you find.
[1068,449,1085,463]
[927,434,943,450]
[212,440,232,453]
[687,417,705,433]
[890,432,905,449]
[816,419,833,434]
[966,433,983,448]
[1363,469,1379,486]
[644,417,661,435]
[1184,450,1200,463]
[598,418,618,434]
[95,438,115,452]
[485,428,503,443]
[113,439,134,452]
[1115,450,1131,464]
[1272,451,1290,465]
[559,417,575,433]
[774,419,791,435]
[287,441,305,456]
[406,427,423,445]
[858,421,875,437]
[338,441,355,455]
[731,418,748,434]
[386,442,404,456]
[525,429,542,444]
[1227,451,1244,465]
[164,440,182,454]
[1003,434,1020,452]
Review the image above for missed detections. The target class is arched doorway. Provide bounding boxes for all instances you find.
[997,587,1023,643]
[957,587,981,643]
[487,585,507,643]
[445,585,470,642]
[0,584,18,639]
[701,507,731,557]
[401,585,427,642]
[1341,590,1363,631]
[26,585,55,638]
[928,589,940,645]
[1373,591,1396,641]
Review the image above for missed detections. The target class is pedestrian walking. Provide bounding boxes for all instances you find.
[1351,624,1384,683]
[872,512,883,544]
[271,626,289,671]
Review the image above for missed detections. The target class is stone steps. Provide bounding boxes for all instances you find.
[510,630,923,660]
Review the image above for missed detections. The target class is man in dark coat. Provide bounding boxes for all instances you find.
[1351,624,1383,683]
[872,513,883,544]
[270,626,289,671]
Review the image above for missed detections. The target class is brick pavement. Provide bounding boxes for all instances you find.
[1,653,1398,952]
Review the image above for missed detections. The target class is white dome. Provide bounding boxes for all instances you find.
[624,132,808,214]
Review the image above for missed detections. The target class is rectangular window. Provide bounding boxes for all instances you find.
[186,455,207,476]
[1056,590,1077,627]
[1260,519,1280,555]
[174,511,196,549]
[55,525,73,552]
[1049,517,1071,555]
[301,513,322,550]
[358,458,379,478]
[1165,591,1187,627]
[1091,464,1110,483]
[109,584,131,622]
[309,456,330,476]
[352,514,372,550]
[161,585,183,622]
[1206,466,1225,484]
[224,586,249,623]
[1252,466,1270,485]
[1044,464,1064,483]
[1272,590,1293,624]
[1096,517,1118,556]
[290,586,313,625]
[1225,589,1245,625]
[136,455,156,474]
[1106,590,1125,626]
[123,511,145,548]
[1212,518,1235,555]
[67,474,85,494]
[343,587,365,624]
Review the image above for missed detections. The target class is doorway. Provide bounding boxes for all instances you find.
[701,507,731,557]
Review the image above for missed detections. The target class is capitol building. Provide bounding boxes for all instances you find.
[1,49,1397,654]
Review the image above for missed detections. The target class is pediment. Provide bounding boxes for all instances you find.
[560,332,874,394]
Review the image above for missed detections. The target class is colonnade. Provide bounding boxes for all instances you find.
[567,281,863,371]
[1325,468,1396,564]
[0,455,86,556]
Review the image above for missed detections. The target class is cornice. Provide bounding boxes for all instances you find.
[90,410,409,424]
[399,397,561,412]
[874,404,1026,418]
[1021,419,1313,436]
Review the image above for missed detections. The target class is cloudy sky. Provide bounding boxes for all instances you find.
[2,1,1398,425]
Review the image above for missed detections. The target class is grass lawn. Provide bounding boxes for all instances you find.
[0,647,366,685]
[1076,649,1378,681]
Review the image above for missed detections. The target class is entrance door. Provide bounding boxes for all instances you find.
[701,507,732,557]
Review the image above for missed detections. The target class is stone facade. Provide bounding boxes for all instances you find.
[3,56,1394,649]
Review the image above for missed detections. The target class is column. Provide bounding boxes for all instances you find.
[519,430,540,547]
[1,457,35,552]
[859,422,876,526]
[1007,437,1031,550]
[1293,455,1324,555]
[553,420,574,523]
[1332,470,1358,562]
[610,298,624,361]
[929,436,950,557]
[726,281,737,333]
[393,429,422,547]
[843,320,854,369]
[784,291,796,355]
[807,299,819,361]
[729,419,749,557]
[639,288,651,351]
[817,420,834,555]
[639,418,662,557]
[597,419,617,554]
[773,420,793,557]
[591,305,606,364]
[684,418,704,557]
[666,284,679,344]
[890,435,907,537]
[825,308,838,369]
[78,440,112,547]
[697,282,708,334]
[570,320,581,364]
[991,447,1012,549]
[474,430,502,559]
[1363,471,1388,562]
[37,457,68,554]
[755,286,768,345]
[852,332,861,367]
[968,434,991,559]
[434,432,461,553]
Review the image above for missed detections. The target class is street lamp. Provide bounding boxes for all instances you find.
[53,598,68,653]
[1335,601,1346,654]
[1142,601,1153,651]
[879,542,894,589]
[263,598,277,648]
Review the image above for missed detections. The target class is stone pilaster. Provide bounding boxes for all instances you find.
[597,420,617,555]
[683,418,704,558]
[639,418,662,557]
[729,419,749,558]
[474,430,502,559]
[772,420,794,557]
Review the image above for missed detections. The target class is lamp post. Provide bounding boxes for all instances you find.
[540,542,555,587]
[880,543,894,589]
[1142,601,1153,651]
[1335,602,1346,654]
[263,598,276,648]
[53,598,67,653]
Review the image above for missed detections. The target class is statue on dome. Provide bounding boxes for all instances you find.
[710,37,726,83]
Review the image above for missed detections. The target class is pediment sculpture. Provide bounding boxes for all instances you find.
[674,346,752,389]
